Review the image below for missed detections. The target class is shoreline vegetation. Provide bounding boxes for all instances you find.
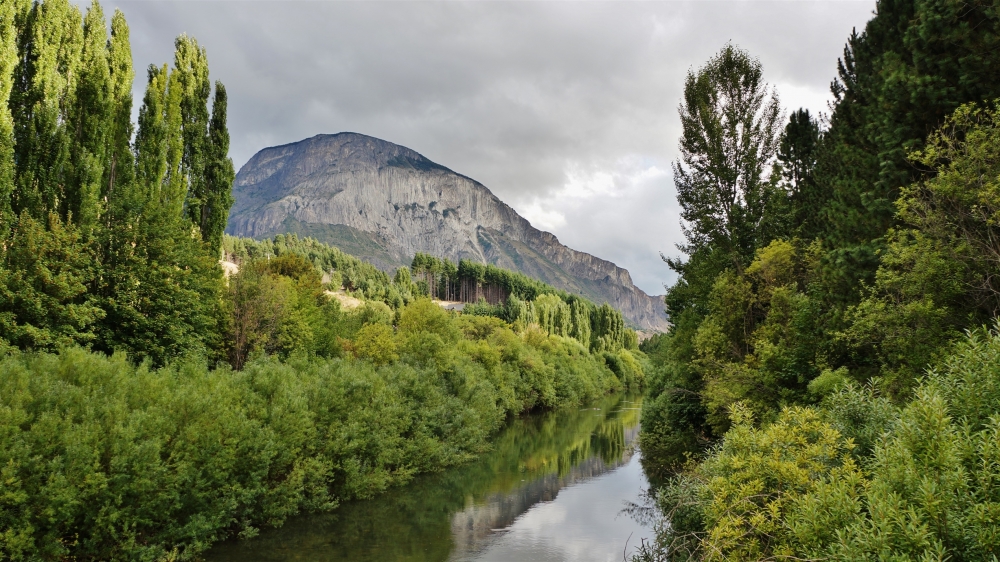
[0,1,644,558]
[635,2,1000,560]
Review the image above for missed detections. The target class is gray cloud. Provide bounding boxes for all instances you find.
[108,0,876,294]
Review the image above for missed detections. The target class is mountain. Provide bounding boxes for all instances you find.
[226,133,668,331]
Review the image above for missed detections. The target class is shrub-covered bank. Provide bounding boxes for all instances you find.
[634,326,1000,561]
[0,301,642,560]
[637,1,1000,559]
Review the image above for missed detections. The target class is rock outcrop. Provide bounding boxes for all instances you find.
[226,133,668,331]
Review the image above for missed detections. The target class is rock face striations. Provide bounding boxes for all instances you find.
[226,133,668,331]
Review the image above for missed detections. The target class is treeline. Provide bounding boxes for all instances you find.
[0,0,234,366]
[414,251,638,352]
[1,232,647,560]
[0,307,636,560]
[224,233,414,308]
[222,239,639,357]
[0,2,648,558]
[412,251,555,303]
[638,0,1000,559]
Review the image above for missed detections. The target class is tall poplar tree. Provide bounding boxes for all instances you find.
[9,0,83,220]
[66,0,112,233]
[96,45,225,364]
[671,44,783,274]
[201,81,235,253]
[0,0,25,232]
[103,9,134,201]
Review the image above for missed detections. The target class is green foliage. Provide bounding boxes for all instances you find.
[819,0,1000,263]
[639,326,1000,562]
[353,323,398,366]
[778,108,822,237]
[901,102,1000,317]
[0,213,102,350]
[683,240,820,433]
[642,7,1000,561]
[225,234,413,308]
[0,289,640,559]
[409,250,635,352]
[0,0,22,231]
[198,82,235,253]
[0,0,236,365]
[671,43,783,270]
[840,229,968,394]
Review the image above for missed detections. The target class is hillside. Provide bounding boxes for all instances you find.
[225,133,668,331]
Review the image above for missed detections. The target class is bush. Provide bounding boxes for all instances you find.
[639,326,1000,562]
[0,297,640,559]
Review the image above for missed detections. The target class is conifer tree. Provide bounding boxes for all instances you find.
[816,0,1000,294]
[778,108,822,237]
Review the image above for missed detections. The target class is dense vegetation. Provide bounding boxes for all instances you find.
[0,1,645,558]
[0,0,233,366]
[638,1,1000,559]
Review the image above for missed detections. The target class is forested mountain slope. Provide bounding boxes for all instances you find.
[225,132,668,331]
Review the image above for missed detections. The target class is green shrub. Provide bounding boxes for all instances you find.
[0,293,640,559]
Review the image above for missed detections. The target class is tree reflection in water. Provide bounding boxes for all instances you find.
[206,395,643,562]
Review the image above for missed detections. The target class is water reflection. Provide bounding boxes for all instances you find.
[206,395,646,562]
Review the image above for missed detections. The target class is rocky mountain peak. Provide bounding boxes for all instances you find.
[226,133,668,331]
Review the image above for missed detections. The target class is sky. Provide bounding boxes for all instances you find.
[105,0,877,295]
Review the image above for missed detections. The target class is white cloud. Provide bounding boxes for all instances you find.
[514,158,676,294]
[106,0,877,296]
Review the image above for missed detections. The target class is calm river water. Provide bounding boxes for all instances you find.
[206,394,652,562]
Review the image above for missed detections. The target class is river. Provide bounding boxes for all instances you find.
[205,394,652,562]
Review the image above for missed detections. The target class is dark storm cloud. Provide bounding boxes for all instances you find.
[106,0,875,294]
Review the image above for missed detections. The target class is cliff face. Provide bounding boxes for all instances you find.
[226,133,668,331]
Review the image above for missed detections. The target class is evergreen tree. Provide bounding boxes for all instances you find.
[816,0,1000,295]
[778,108,822,237]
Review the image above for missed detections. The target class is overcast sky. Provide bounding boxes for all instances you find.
[107,0,876,295]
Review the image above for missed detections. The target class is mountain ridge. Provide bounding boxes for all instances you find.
[226,132,668,331]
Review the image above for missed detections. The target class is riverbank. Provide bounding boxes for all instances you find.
[206,394,650,562]
[0,323,641,560]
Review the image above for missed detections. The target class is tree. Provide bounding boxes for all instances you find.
[64,0,113,234]
[0,212,103,349]
[645,44,784,469]
[199,81,235,253]
[815,0,1000,296]
[9,0,84,221]
[93,41,225,364]
[671,44,783,273]
[103,9,134,201]
[0,0,26,232]
[778,108,822,237]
